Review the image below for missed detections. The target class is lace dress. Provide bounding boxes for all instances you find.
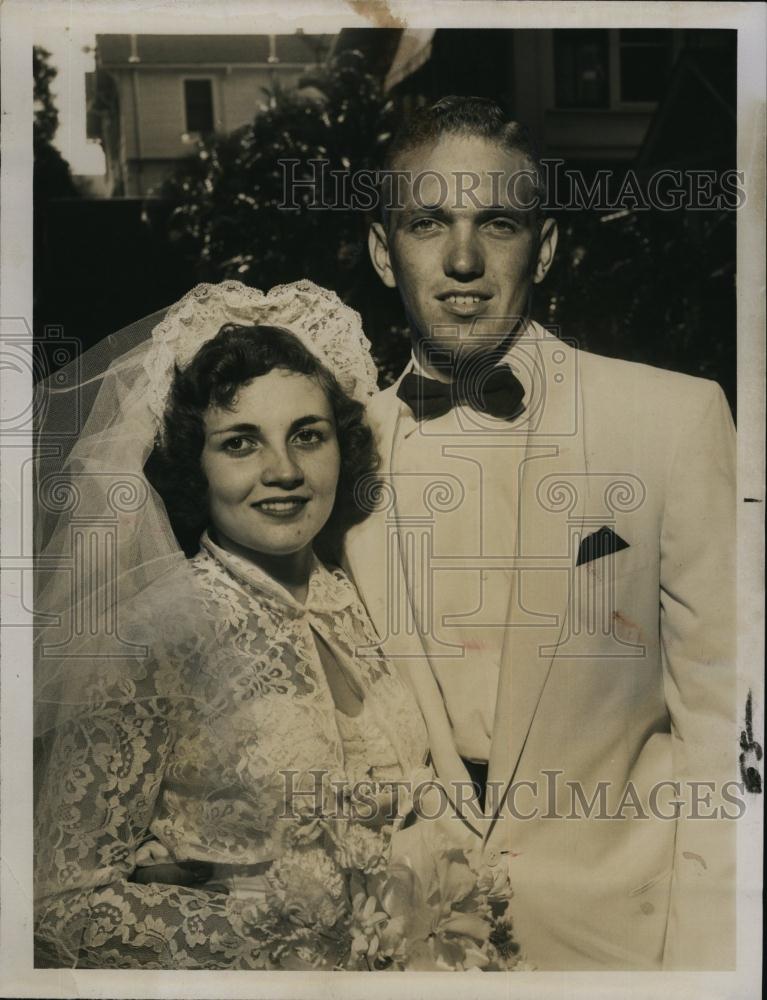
[334,703,403,785]
[34,533,429,969]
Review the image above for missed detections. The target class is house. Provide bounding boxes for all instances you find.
[86,33,334,196]
[333,27,734,170]
[85,28,736,196]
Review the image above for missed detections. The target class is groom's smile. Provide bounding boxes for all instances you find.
[436,287,493,318]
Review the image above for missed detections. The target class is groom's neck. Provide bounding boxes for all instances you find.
[412,343,455,383]
[411,329,524,383]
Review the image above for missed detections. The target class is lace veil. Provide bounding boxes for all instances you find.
[33,280,379,740]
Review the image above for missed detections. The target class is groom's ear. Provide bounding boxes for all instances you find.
[533,217,558,285]
[368,222,397,289]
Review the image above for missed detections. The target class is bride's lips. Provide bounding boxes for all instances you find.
[251,496,310,519]
[435,290,492,318]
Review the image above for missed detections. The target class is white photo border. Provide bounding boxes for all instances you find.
[1,2,763,997]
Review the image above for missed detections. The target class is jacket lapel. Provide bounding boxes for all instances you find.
[343,378,482,833]
[346,337,591,840]
[485,328,589,835]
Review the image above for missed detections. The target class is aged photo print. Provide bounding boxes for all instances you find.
[1,1,764,998]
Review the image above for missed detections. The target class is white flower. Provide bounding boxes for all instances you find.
[265,846,347,929]
[334,823,391,875]
[349,892,389,963]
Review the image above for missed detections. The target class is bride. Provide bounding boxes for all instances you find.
[33,280,523,971]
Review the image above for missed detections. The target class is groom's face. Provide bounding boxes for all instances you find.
[369,134,557,367]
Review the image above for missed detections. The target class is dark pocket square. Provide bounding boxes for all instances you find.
[576,526,630,567]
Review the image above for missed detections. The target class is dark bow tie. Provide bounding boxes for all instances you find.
[396,365,525,421]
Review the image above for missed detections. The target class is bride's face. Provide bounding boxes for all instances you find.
[200,368,341,560]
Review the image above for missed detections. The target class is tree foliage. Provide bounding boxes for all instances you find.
[163,50,391,295]
[543,204,736,409]
[162,48,415,382]
[33,46,78,200]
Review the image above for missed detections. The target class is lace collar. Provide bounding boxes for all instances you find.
[198,531,354,616]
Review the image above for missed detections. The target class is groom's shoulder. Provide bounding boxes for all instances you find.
[574,344,726,421]
[365,379,404,427]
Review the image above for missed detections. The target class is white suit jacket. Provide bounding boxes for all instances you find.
[343,323,736,970]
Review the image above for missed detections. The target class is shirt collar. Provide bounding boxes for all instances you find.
[397,320,534,432]
[408,318,534,396]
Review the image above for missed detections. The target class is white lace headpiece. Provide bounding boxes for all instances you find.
[143,279,379,429]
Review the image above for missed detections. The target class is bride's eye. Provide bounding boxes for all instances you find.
[292,428,324,447]
[222,436,256,454]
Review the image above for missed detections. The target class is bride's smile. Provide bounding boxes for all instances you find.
[201,368,341,584]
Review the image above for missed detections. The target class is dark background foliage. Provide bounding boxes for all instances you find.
[34,47,79,200]
[159,50,409,383]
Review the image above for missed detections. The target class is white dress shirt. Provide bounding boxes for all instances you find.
[389,344,532,761]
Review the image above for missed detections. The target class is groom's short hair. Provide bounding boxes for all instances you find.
[379,95,546,214]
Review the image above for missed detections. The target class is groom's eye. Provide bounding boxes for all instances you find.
[484,217,520,234]
[408,217,441,234]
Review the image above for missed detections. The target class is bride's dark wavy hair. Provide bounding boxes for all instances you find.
[145,322,378,561]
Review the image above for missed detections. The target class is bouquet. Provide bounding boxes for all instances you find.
[231,811,531,972]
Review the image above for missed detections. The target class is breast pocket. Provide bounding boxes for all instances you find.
[578,514,656,578]
[564,546,653,656]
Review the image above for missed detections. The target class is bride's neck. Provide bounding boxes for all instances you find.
[209,528,313,603]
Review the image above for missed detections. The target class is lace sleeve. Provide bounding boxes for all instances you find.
[33,699,272,970]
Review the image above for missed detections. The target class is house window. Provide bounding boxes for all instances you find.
[554,30,609,109]
[184,79,214,134]
[618,30,673,103]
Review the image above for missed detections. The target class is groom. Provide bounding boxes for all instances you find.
[343,97,736,970]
